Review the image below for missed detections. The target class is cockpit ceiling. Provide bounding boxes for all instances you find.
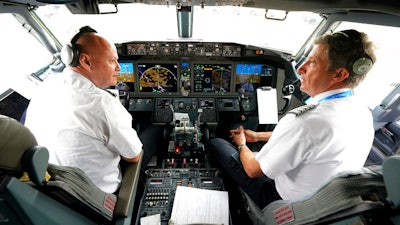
[3,0,400,16]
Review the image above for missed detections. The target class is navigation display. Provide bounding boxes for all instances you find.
[193,64,232,93]
[235,63,276,92]
[118,62,134,91]
[138,63,178,93]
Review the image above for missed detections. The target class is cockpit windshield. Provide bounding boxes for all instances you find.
[35,4,322,55]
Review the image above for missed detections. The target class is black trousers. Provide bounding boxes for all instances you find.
[207,137,282,209]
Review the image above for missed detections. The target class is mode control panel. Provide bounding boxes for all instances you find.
[152,97,218,123]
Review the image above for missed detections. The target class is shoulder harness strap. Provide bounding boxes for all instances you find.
[287,104,318,116]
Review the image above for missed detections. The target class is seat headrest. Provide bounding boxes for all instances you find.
[0,114,38,172]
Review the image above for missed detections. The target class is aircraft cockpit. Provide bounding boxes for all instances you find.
[1,0,400,224]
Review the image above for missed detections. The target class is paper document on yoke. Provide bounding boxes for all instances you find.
[257,87,278,124]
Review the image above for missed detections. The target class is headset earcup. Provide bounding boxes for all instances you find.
[352,56,374,75]
[60,43,80,67]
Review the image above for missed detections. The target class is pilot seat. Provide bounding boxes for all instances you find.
[239,157,400,225]
[0,114,143,225]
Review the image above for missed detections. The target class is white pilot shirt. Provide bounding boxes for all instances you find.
[255,88,374,200]
[25,70,143,193]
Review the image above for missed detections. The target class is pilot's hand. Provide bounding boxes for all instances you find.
[230,126,259,143]
[229,126,247,146]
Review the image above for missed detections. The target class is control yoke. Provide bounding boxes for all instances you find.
[278,79,298,115]
[238,87,247,121]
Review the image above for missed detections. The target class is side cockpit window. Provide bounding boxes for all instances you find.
[0,13,53,99]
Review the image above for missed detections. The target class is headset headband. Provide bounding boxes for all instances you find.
[70,26,97,45]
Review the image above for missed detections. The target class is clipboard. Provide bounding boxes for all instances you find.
[257,87,278,124]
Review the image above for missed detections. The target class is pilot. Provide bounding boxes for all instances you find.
[24,26,163,194]
[207,29,377,209]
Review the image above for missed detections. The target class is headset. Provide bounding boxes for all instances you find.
[333,29,374,75]
[60,26,97,67]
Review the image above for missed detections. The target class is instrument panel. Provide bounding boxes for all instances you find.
[116,60,276,95]
[115,41,286,123]
[116,41,280,95]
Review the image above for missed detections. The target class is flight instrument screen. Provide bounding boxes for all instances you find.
[118,62,135,91]
[193,63,232,93]
[138,63,178,93]
[235,63,276,92]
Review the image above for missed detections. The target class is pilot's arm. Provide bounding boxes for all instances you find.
[239,145,264,178]
[121,154,141,163]
[104,92,144,163]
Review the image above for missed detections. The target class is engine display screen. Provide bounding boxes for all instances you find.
[193,64,232,93]
[138,63,178,93]
[235,63,276,92]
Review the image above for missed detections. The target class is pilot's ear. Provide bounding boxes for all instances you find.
[333,68,349,82]
[80,53,91,67]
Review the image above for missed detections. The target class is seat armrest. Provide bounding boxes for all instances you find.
[21,145,49,186]
[114,150,143,217]
[382,155,400,209]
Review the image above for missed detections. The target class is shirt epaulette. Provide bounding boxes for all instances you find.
[288,104,318,116]
[104,89,117,97]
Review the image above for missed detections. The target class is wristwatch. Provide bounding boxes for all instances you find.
[237,144,247,151]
